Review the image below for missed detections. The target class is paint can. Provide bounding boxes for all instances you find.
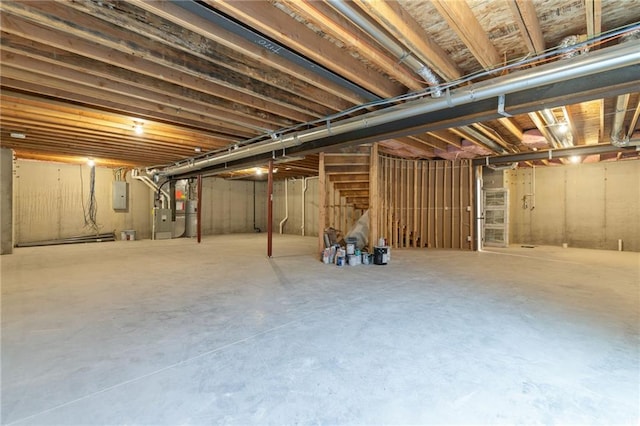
[373,246,389,265]
[348,254,358,266]
[361,252,370,265]
[346,237,357,255]
[336,256,345,266]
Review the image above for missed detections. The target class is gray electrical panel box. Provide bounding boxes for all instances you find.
[112,181,128,210]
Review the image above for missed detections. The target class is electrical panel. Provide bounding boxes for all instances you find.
[112,181,128,210]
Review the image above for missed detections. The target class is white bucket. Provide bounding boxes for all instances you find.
[348,254,358,266]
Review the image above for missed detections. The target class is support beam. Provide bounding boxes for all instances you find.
[267,159,274,258]
[431,0,502,70]
[318,153,326,255]
[196,175,202,243]
[507,0,545,53]
[369,144,379,250]
[585,0,602,39]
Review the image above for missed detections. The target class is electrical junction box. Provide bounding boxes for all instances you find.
[112,181,128,210]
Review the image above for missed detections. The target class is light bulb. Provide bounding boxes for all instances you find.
[255,168,263,176]
[570,155,581,164]
[134,124,143,135]
[87,159,95,167]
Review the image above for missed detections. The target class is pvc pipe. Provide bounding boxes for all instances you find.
[279,179,289,234]
[301,176,319,236]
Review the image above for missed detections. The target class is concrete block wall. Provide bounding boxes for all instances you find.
[13,160,153,244]
[200,177,267,235]
[272,178,319,237]
[507,160,639,251]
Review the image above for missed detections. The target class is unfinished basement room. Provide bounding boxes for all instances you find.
[1,1,639,424]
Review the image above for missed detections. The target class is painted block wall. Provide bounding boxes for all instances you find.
[13,160,153,243]
[272,178,319,237]
[200,177,267,235]
[507,160,639,251]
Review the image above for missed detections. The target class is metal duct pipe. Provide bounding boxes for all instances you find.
[162,134,302,177]
[611,31,640,147]
[459,126,509,154]
[539,109,572,148]
[327,0,442,97]
[161,41,640,177]
[611,94,630,146]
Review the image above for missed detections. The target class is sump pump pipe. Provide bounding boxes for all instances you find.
[160,41,640,178]
[279,178,289,234]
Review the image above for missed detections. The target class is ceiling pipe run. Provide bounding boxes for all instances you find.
[161,40,640,178]
[459,125,509,154]
[472,144,635,166]
[539,108,572,148]
[327,0,443,97]
[611,29,640,147]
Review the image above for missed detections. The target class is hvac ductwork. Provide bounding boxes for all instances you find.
[611,29,640,147]
[161,40,640,178]
[459,126,509,154]
[327,0,443,97]
[539,108,572,148]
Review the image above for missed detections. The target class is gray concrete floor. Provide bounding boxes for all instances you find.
[1,234,638,425]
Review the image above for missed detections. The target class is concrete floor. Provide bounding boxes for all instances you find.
[1,234,638,425]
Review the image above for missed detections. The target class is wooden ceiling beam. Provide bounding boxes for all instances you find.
[585,0,602,39]
[497,117,524,141]
[282,0,422,91]
[1,93,239,144]
[0,4,328,120]
[12,150,139,168]
[129,0,366,107]
[507,0,545,54]
[426,130,462,148]
[68,0,352,114]
[394,137,437,156]
[562,105,584,146]
[2,81,249,140]
[2,49,296,132]
[2,64,262,136]
[353,0,462,81]
[431,0,502,70]
[205,0,404,98]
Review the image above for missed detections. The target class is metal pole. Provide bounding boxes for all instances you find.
[267,160,274,257]
[196,174,202,243]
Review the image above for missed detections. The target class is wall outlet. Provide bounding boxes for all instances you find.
[466,236,472,242]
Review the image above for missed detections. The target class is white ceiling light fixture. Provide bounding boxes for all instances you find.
[255,167,263,176]
[558,123,569,134]
[133,122,144,135]
[570,155,581,164]
[87,158,95,168]
[10,132,26,139]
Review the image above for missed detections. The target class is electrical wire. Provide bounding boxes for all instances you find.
[148,21,640,172]
[79,164,100,234]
